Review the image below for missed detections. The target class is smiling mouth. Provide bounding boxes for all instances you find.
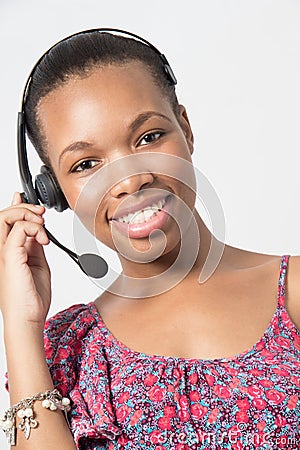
[108,194,173,239]
[110,195,170,225]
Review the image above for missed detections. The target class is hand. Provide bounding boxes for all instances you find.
[0,192,51,328]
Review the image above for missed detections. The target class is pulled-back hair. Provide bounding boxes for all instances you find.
[24,31,180,167]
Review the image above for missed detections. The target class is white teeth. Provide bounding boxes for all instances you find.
[116,196,167,224]
[132,211,148,223]
[144,209,155,220]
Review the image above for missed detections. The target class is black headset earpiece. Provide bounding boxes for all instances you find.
[35,166,69,212]
[17,111,69,211]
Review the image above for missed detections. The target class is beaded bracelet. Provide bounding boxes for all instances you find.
[0,388,71,445]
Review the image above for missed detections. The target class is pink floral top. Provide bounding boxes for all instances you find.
[5,255,300,449]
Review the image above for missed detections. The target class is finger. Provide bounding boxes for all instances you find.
[11,192,45,211]
[11,192,23,206]
[0,209,45,247]
[10,203,45,214]
[11,201,45,214]
[26,237,51,269]
[5,221,50,254]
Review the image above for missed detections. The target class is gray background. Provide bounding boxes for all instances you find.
[1,1,300,447]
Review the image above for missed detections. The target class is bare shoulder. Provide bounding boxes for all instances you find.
[287,255,300,280]
[221,244,281,271]
[285,255,300,331]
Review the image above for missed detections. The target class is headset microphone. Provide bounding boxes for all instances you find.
[44,228,109,279]
[17,27,176,279]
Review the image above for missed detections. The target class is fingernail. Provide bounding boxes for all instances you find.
[11,192,19,205]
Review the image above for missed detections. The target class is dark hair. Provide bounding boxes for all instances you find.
[24,31,180,168]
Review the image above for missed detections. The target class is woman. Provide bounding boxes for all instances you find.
[1,29,300,449]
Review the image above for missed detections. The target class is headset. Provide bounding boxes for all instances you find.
[17,28,177,278]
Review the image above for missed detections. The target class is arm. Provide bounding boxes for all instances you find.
[0,193,76,449]
[4,323,76,450]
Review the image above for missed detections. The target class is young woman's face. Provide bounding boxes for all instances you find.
[38,61,195,259]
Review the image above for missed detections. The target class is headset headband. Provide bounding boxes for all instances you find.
[21,27,177,106]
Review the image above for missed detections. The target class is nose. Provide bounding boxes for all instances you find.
[110,171,155,199]
[108,150,155,198]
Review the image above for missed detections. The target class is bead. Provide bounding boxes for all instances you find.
[62,397,70,406]
[17,409,26,419]
[24,408,33,418]
[1,419,13,431]
[5,419,13,429]
[42,399,51,409]
[50,403,57,411]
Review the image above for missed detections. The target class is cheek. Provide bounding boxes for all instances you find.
[75,199,105,236]
[60,180,104,231]
[72,200,114,250]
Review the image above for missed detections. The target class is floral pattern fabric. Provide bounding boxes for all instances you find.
[6,255,300,449]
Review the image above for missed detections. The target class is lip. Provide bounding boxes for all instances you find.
[109,194,173,239]
[108,193,171,220]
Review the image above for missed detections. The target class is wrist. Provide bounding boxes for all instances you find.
[3,315,45,333]
[4,320,45,349]
[0,388,71,446]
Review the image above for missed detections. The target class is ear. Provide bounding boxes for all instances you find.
[178,105,194,155]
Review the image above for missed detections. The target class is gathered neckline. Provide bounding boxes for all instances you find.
[86,255,290,364]
[86,301,279,365]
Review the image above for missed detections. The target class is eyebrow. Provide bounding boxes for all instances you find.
[129,111,172,135]
[58,111,172,167]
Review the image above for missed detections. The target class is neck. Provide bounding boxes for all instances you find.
[112,209,226,298]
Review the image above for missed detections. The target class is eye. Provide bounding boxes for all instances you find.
[71,159,100,173]
[138,131,165,146]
